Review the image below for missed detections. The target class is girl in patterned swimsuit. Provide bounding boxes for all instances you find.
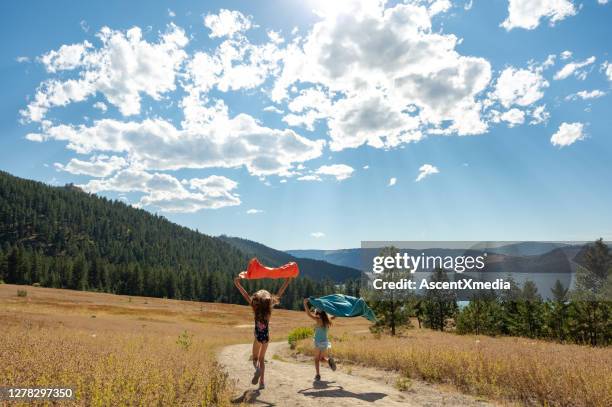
[234,276,292,389]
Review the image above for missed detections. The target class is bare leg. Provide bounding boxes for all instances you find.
[251,339,260,368]
[314,349,321,376]
[320,350,328,363]
[258,342,269,385]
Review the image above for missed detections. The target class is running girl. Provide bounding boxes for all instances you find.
[303,298,337,381]
[234,276,292,389]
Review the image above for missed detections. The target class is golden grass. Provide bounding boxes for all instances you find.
[0,325,231,406]
[0,284,367,406]
[298,329,612,407]
[14,283,608,406]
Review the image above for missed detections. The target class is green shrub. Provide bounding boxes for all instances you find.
[288,327,314,349]
[17,290,28,297]
[395,376,412,391]
[176,330,193,350]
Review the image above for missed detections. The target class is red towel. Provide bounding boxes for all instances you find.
[239,258,299,279]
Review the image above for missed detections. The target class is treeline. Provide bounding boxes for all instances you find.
[0,244,358,309]
[0,171,356,310]
[368,241,611,346]
[456,239,611,345]
[455,281,611,346]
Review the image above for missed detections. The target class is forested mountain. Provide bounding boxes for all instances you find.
[218,236,362,282]
[0,171,348,309]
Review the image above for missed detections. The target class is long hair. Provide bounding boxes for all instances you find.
[315,309,332,328]
[251,289,279,322]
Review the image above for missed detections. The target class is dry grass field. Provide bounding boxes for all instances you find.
[297,329,612,407]
[0,284,367,406]
[2,283,611,406]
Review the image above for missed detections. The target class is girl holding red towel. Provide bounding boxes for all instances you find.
[234,276,292,389]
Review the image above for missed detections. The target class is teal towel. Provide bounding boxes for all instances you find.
[309,294,376,322]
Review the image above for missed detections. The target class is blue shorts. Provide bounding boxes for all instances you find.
[314,340,331,351]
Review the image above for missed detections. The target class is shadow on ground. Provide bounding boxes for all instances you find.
[298,380,388,402]
[232,389,275,406]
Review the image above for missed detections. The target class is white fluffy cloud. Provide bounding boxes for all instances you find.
[315,164,354,181]
[24,3,595,214]
[550,122,585,147]
[501,108,526,127]
[501,0,577,30]
[530,105,550,125]
[554,56,596,80]
[492,67,549,108]
[26,103,325,178]
[388,177,397,187]
[602,61,612,81]
[22,24,188,122]
[184,32,283,97]
[310,232,325,238]
[263,105,283,114]
[82,169,240,212]
[297,175,321,182]
[565,89,606,101]
[204,9,252,38]
[93,101,107,112]
[283,88,332,131]
[272,1,491,150]
[39,41,92,73]
[54,155,126,177]
[416,164,439,182]
[246,209,263,214]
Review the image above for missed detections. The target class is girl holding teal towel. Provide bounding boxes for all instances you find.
[303,298,337,381]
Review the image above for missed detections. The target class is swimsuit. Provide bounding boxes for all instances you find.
[254,319,270,343]
[314,325,330,351]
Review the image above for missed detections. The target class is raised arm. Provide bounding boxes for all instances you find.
[234,276,252,305]
[276,277,292,299]
[303,298,318,320]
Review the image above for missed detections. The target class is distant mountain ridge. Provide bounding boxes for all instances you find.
[286,248,364,270]
[287,242,585,272]
[218,236,361,282]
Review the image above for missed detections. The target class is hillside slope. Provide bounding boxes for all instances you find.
[0,171,340,307]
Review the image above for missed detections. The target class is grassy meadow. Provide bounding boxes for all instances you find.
[0,283,366,406]
[2,283,611,406]
[297,329,612,407]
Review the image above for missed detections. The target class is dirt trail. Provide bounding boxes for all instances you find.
[218,342,493,406]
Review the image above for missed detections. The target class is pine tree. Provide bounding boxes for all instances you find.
[71,256,89,291]
[422,268,457,331]
[546,279,569,341]
[367,247,413,335]
[511,281,544,338]
[7,246,23,284]
[456,291,502,335]
[0,247,7,282]
[570,239,612,346]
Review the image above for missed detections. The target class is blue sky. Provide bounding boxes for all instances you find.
[1,0,611,250]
